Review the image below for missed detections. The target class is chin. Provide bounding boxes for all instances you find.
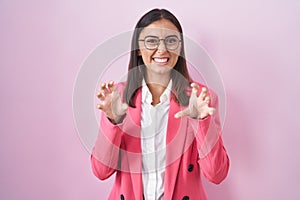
[147,64,173,75]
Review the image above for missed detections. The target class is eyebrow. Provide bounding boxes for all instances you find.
[144,34,179,38]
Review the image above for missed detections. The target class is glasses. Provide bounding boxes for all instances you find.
[139,35,181,50]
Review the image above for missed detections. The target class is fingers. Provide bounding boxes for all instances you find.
[189,82,217,119]
[191,82,211,103]
[96,103,103,110]
[191,82,208,100]
[97,80,115,99]
[208,107,216,115]
[204,96,211,104]
[107,80,115,92]
[199,87,207,100]
[174,107,190,118]
[100,82,110,95]
[96,80,115,110]
[191,82,200,95]
[96,92,105,101]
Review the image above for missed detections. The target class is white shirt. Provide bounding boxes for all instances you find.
[141,79,172,200]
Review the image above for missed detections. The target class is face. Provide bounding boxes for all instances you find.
[138,19,182,76]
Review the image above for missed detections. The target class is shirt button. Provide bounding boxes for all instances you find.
[188,164,194,172]
[120,194,125,200]
[182,196,189,200]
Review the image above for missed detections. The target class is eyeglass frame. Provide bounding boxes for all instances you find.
[138,35,182,50]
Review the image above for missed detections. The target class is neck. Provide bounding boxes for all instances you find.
[145,70,171,87]
[145,71,171,105]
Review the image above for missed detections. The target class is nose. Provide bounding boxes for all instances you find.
[157,40,167,53]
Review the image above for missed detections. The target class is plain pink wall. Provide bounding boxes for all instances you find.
[1,0,300,199]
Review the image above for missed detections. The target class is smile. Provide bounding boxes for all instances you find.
[153,57,169,64]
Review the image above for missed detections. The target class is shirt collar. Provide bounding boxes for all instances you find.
[142,79,172,105]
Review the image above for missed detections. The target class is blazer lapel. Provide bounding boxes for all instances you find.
[126,89,143,200]
[164,97,189,200]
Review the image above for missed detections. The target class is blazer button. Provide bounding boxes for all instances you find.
[188,164,194,172]
[182,196,189,200]
[120,194,125,200]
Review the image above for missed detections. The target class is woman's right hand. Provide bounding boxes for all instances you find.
[96,81,128,124]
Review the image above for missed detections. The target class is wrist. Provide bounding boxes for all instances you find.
[109,114,126,125]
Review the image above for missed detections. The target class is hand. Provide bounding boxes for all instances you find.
[174,83,216,119]
[96,81,128,123]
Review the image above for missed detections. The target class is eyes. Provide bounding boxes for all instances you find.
[146,38,158,44]
[139,35,181,50]
[165,37,178,44]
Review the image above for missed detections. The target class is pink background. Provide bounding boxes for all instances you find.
[1,0,300,199]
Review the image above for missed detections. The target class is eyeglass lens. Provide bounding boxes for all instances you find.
[144,36,180,50]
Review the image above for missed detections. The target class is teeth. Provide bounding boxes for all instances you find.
[153,58,168,63]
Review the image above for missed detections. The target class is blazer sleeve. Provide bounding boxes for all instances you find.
[91,112,123,180]
[191,89,230,184]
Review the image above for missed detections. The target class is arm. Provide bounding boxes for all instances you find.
[175,83,229,184]
[91,112,123,180]
[193,91,229,184]
[91,81,128,180]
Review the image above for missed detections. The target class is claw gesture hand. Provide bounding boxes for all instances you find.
[96,81,128,124]
[175,83,216,119]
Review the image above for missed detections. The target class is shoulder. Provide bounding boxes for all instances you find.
[114,81,142,93]
[114,81,142,104]
[114,82,126,91]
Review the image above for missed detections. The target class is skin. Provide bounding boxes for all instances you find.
[138,19,181,105]
[96,19,215,122]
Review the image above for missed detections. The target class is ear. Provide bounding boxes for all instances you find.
[138,50,141,56]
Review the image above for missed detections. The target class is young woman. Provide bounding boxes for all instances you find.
[92,8,229,200]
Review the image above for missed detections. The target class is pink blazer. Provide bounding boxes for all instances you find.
[91,83,229,200]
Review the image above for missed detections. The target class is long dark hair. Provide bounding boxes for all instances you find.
[124,8,192,107]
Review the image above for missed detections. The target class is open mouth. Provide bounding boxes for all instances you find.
[152,57,169,64]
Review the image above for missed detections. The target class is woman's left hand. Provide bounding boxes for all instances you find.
[174,83,216,119]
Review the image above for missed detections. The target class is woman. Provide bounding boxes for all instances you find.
[92,8,229,200]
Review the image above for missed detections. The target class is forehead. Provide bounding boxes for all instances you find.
[139,19,180,38]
